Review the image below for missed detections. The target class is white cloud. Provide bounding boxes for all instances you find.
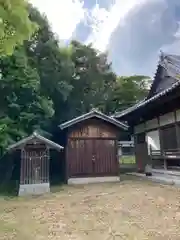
[88,0,147,52]
[30,0,85,40]
[30,0,147,53]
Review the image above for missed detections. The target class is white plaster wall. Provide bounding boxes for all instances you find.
[134,123,145,133]
[176,109,180,122]
[146,118,158,130]
[159,112,175,126]
[146,130,160,155]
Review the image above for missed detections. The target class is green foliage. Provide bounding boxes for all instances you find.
[0,4,149,152]
[0,0,36,56]
[58,40,117,122]
[107,75,150,114]
[0,45,54,149]
[25,6,74,125]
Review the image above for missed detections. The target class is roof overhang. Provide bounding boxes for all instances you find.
[113,53,180,121]
[7,132,64,152]
[113,80,180,120]
[59,109,128,130]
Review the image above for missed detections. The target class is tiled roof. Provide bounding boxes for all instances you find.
[7,132,64,151]
[59,108,128,130]
[113,80,180,118]
[113,53,180,119]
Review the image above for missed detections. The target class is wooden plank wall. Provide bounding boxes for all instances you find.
[66,119,119,178]
[68,119,117,139]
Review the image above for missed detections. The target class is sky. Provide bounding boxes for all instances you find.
[30,0,180,77]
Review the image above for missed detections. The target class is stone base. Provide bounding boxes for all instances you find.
[19,183,50,196]
[127,172,180,187]
[68,176,120,185]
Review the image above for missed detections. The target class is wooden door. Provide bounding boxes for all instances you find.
[67,138,118,177]
[67,139,93,177]
[93,139,118,176]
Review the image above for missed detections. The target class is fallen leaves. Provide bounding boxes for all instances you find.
[0,179,180,239]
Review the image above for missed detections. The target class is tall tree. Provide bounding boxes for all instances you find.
[63,41,117,120]
[0,0,36,56]
[106,75,151,114]
[0,46,54,149]
[0,4,151,151]
[25,6,74,126]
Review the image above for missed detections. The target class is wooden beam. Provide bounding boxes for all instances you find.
[158,117,167,170]
[157,117,163,155]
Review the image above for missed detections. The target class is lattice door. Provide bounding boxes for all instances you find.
[20,147,49,184]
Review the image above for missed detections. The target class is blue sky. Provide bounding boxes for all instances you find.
[30,0,180,77]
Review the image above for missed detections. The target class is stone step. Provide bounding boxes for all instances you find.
[127,172,180,186]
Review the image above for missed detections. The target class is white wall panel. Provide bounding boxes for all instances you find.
[134,123,145,134]
[146,130,160,155]
[145,118,158,130]
[176,109,180,122]
[159,112,175,126]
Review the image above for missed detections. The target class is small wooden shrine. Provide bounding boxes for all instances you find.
[60,109,128,184]
[7,132,63,196]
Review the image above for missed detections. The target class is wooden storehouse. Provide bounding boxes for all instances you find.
[60,109,128,184]
[7,132,63,196]
[113,53,180,171]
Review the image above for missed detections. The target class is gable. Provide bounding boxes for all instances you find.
[7,132,64,151]
[113,54,180,121]
[148,65,178,99]
[59,110,128,130]
[68,118,117,138]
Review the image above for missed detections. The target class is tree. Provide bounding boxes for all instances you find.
[24,7,117,125]
[62,41,117,120]
[0,4,151,151]
[25,6,74,127]
[0,0,36,56]
[0,46,54,149]
[106,75,150,114]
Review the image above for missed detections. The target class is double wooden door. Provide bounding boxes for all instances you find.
[67,138,118,178]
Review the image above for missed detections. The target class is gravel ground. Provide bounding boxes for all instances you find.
[0,178,180,239]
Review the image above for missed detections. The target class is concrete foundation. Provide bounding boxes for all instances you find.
[19,183,50,196]
[68,176,120,185]
[127,170,180,187]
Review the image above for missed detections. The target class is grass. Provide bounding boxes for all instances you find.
[120,155,136,164]
[0,177,180,239]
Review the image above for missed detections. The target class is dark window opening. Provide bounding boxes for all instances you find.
[160,125,177,150]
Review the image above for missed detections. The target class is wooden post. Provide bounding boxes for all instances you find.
[115,139,119,175]
[158,117,166,170]
[161,116,167,168]
[149,145,153,168]
[20,148,23,185]
[174,111,180,149]
[163,153,167,170]
[65,140,69,183]
[46,147,50,183]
